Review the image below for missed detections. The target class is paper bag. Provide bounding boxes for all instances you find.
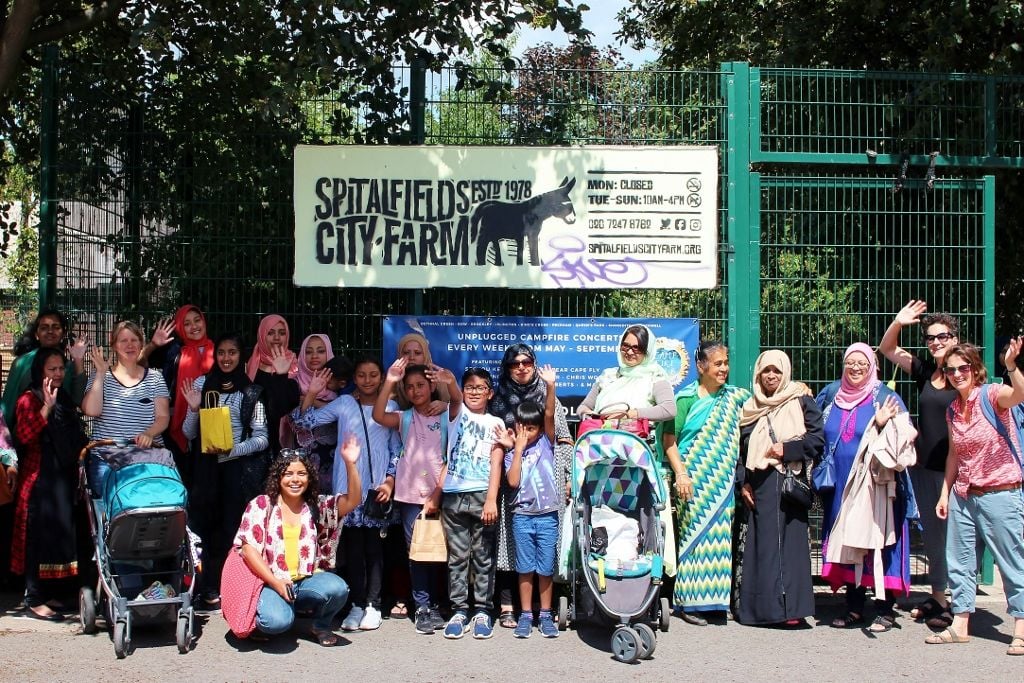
[199,392,234,454]
[409,513,447,563]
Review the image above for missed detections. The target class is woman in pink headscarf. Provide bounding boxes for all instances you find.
[246,314,300,454]
[814,342,918,634]
[285,334,340,488]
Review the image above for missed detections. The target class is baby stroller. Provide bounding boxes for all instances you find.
[78,440,197,658]
[560,429,671,663]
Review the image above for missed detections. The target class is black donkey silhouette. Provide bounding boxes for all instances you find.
[470,176,577,266]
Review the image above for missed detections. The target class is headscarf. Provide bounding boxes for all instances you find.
[834,342,880,410]
[245,314,298,381]
[202,338,252,408]
[489,343,547,428]
[739,350,811,472]
[393,333,449,408]
[27,348,85,467]
[297,334,337,402]
[169,304,215,452]
[396,333,435,366]
[593,324,669,414]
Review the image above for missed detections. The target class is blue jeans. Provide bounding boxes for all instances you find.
[255,572,349,634]
[400,502,442,609]
[947,490,1024,617]
[512,511,559,576]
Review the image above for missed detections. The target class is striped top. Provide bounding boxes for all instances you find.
[181,376,269,463]
[947,384,1023,496]
[86,369,169,445]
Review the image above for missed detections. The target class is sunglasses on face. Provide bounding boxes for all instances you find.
[508,359,534,369]
[924,332,955,344]
[942,364,973,377]
[620,343,644,355]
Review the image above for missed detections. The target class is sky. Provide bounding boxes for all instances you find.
[514,1,657,67]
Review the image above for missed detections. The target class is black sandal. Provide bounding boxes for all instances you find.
[910,597,942,621]
[869,614,897,633]
[926,607,953,629]
[311,629,339,647]
[830,611,864,629]
[499,611,516,628]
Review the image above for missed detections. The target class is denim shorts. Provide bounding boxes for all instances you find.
[512,510,559,576]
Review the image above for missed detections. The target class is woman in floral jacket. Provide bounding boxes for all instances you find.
[232,435,362,646]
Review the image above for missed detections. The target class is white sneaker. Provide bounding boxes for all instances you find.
[359,606,382,631]
[342,606,365,632]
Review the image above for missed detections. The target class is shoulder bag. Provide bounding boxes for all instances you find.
[221,504,271,638]
[767,417,813,509]
[358,404,393,521]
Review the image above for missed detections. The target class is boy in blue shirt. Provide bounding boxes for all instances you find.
[440,368,506,640]
[505,364,560,638]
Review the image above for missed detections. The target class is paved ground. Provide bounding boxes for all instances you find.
[1,580,1021,682]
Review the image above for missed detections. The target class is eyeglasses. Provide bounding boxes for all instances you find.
[508,359,534,369]
[942,364,973,377]
[620,343,644,355]
[463,385,491,394]
[844,361,870,369]
[924,332,955,344]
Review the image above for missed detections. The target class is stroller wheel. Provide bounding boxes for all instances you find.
[113,620,129,659]
[634,622,657,659]
[659,597,671,633]
[557,596,568,631]
[176,609,192,654]
[611,625,641,664]
[79,587,98,634]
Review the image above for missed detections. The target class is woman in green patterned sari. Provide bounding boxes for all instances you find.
[662,340,750,625]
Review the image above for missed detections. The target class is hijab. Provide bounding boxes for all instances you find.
[27,348,85,466]
[394,333,449,408]
[169,305,215,452]
[593,325,669,413]
[739,349,811,472]
[297,334,337,402]
[202,337,252,408]
[489,343,547,428]
[245,314,298,381]
[834,342,880,409]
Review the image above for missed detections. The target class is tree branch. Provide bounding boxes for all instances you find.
[25,0,129,48]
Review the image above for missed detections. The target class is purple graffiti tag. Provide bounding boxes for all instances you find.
[541,235,649,289]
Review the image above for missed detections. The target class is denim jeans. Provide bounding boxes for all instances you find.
[946,490,1024,617]
[400,502,442,609]
[255,571,350,634]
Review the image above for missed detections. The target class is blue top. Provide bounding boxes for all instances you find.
[505,434,559,515]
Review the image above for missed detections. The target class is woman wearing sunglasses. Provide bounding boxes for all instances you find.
[488,343,572,629]
[927,341,1024,654]
[879,300,961,627]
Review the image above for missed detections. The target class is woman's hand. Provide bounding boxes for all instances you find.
[874,395,900,429]
[90,346,110,375]
[577,405,593,417]
[386,357,407,383]
[674,471,694,502]
[41,377,59,414]
[135,433,154,448]
[376,477,394,502]
[339,433,360,465]
[68,337,88,363]
[740,482,755,510]
[493,424,514,450]
[182,384,202,412]
[306,368,332,397]
[765,442,784,462]
[270,346,292,375]
[273,577,294,603]
[537,364,557,387]
[936,493,948,521]
[151,318,175,348]
[1004,336,1022,369]
[895,299,927,327]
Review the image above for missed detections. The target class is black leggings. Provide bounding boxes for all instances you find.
[190,457,247,596]
[845,584,895,615]
[343,526,385,609]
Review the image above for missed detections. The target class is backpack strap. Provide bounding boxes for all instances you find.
[977,384,1022,465]
[398,407,448,459]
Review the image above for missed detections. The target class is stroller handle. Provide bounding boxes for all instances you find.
[78,438,129,462]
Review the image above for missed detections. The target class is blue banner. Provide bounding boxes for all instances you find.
[382,316,699,415]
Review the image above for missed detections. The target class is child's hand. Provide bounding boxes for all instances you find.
[307,368,332,396]
[340,434,361,464]
[151,318,176,348]
[426,364,454,387]
[493,424,514,450]
[386,357,407,383]
[482,499,497,525]
[537,364,557,386]
[424,400,447,417]
[513,423,530,451]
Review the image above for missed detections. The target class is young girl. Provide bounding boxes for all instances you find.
[374,356,461,635]
[182,333,270,609]
[292,356,401,632]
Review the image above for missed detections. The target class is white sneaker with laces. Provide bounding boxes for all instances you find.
[342,606,365,632]
[359,606,383,631]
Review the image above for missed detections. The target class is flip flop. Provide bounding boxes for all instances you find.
[925,627,970,644]
[389,602,408,619]
[1008,637,1024,656]
[830,611,864,629]
[868,614,896,633]
[311,629,339,647]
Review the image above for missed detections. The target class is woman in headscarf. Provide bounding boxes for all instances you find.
[393,333,449,408]
[286,334,339,488]
[662,340,750,625]
[245,314,300,454]
[488,343,572,628]
[11,347,87,620]
[735,350,824,627]
[816,342,917,633]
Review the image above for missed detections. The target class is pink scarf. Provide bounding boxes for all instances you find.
[245,314,298,380]
[297,334,337,402]
[834,342,880,409]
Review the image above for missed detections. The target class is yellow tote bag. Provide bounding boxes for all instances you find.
[409,513,447,562]
[199,392,234,454]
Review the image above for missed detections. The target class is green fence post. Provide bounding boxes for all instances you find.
[37,45,59,310]
[723,61,758,380]
[410,58,427,315]
[979,174,996,585]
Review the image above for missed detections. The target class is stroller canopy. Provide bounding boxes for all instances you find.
[573,429,668,509]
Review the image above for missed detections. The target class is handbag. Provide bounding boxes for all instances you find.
[811,406,857,492]
[577,402,651,439]
[409,513,447,562]
[781,463,813,509]
[358,404,393,521]
[199,391,234,454]
[221,506,271,638]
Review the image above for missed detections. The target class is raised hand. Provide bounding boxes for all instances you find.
[493,424,514,450]
[90,346,110,374]
[386,356,408,383]
[513,423,530,451]
[42,377,58,408]
[537,363,557,386]
[340,433,361,464]
[181,384,202,412]
[874,395,900,429]
[426,364,454,387]
[1005,336,1022,368]
[68,337,88,363]
[895,299,927,327]
[307,368,332,396]
[151,318,175,348]
[270,345,292,375]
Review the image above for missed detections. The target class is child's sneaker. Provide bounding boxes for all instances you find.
[342,606,364,632]
[538,611,559,638]
[428,605,446,631]
[513,612,533,639]
[472,612,494,639]
[359,606,382,631]
[414,606,434,634]
[444,611,469,639]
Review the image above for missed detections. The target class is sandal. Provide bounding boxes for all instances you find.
[830,611,864,629]
[1008,637,1024,656]
[499,611,516,629]
[909,597,943,621]
[868,614,896,633]
[925,608,954,629]
[247,631,270,643]
[925,627,970,645]
[311,629,339,647]
[389,602,408,619]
